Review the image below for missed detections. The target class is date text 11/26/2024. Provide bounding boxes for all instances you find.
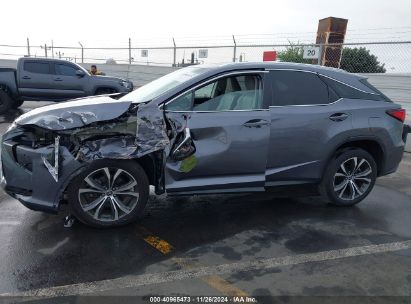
[149,296,257,303]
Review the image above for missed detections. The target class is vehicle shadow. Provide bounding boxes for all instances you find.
[3,189,395,293]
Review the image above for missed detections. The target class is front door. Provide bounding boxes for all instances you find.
[164,72,271,194]
[49,62,87,99]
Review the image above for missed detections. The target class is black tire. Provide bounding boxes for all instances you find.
[67,159,149,228]
[0,90,13,114]
[12,99,24,109]
[319,148,377,206]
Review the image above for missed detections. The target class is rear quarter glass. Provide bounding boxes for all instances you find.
[359,78,392,102]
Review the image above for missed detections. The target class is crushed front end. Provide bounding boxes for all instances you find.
[0,96,174,213]
[1,124,84,212]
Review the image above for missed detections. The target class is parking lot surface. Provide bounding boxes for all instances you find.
[0,102,410,301]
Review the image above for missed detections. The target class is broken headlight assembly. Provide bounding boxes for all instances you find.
[11,127,56,149]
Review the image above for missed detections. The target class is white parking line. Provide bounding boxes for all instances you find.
[0,221,21,226]
[1,240,410,297]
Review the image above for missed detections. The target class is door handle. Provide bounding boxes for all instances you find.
[54,78,63,81]
[22,76,31,80]
[329,113,349,122]
[243,119,270,128]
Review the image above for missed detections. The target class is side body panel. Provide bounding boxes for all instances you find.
[164,71,272,194]
[266,100,354,184]
[165,110,270,193]
[265,70,353,185]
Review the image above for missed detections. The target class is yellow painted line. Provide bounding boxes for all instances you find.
[201,276,249,297]
[143,235,174,254]
[137,227,174,255]
[172,257,249,297]
[138,228,249,297]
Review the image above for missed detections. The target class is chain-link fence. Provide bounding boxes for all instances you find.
[1,39,411,73]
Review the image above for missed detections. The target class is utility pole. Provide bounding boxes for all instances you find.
[26,38,30,57]
[51,40,54,58]
[172,37,176,67]
[44,44,48,58]
[129,38,132,65]
[232,35,237,62]
[78,42,84,63]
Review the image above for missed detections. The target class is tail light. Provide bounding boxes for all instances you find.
[386,109,406,122]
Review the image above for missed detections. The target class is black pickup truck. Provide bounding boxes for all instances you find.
[0,57,133,113]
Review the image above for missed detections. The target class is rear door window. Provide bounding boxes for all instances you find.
[23,62,51,74]
[270,70,330,106]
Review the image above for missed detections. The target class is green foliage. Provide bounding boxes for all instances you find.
[277,43,312,64]
[278,42,386,74]
[340,47,386,73]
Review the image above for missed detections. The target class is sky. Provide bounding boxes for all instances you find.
[1,0,410,71]
[2,0,411,47]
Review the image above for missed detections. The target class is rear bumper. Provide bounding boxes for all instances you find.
[403,124,411,141]
[1,140,85,213]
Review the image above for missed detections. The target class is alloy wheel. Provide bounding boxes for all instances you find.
[78,167,140,222]
[333,157,373,201]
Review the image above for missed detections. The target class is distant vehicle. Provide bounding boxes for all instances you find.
[0,57,133,113]
[1,62,409,228]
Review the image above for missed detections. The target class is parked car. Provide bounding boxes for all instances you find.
[0,57,133,113]
[1,62,409,228]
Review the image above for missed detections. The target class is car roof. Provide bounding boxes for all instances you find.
[19,57,79,64]
[201,61,359,78]
[150,61,374,105]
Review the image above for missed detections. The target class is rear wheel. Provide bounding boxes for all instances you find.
[67,159,149,228]
[0,90,13,113]
[319,148,377,206]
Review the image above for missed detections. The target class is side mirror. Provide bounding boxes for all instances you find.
[76,70,85,78]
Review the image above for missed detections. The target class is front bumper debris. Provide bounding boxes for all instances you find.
[1,98,191,213]
[1,140,84,213]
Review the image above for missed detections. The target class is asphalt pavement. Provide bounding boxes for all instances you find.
[0,101,410,303]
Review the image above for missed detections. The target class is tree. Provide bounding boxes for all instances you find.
[340,47,386,73]
[277,43,312,64]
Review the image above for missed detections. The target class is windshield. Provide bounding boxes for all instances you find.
[120,66,210,103]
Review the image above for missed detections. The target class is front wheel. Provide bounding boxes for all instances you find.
[319,148,377,206]
[0,90,13,113]
[67,159,149,228]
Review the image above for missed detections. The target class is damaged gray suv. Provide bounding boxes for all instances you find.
[1,63,408,227]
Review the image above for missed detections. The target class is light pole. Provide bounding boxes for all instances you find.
[78,42,84,63]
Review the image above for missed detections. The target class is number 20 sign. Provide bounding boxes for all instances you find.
[303,46,320,59]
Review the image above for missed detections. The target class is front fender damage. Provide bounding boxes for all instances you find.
[32,101,194,195]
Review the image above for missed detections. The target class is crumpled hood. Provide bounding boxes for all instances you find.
[15,96,132,130]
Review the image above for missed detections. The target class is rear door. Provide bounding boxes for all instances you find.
[164,71,271,194]
[50,62,87,99]
[266,69,353,186]
[18,60,55,98]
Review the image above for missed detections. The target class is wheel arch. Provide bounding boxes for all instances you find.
[325,137,385,177]
[94,86,118,95]
[0,84,15,98]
